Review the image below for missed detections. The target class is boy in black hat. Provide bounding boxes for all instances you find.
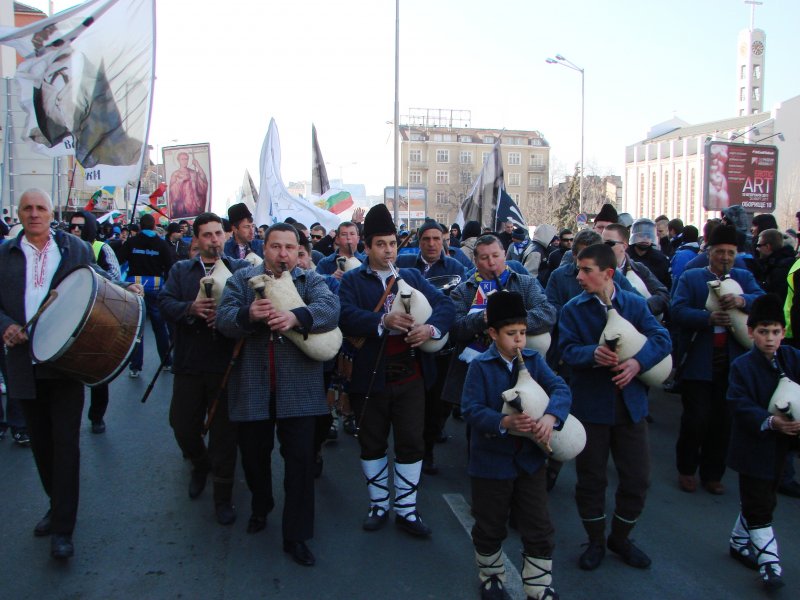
[726,294,800,590]
[462,291,571,600]
[223,202,264,260]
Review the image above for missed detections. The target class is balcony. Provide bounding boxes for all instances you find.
[527,164,546,172]
[409,160,429,169]
[527,184,546,192]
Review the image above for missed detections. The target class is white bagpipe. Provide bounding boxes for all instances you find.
[705,273,752,349]
[336,244,362,273]
[767,354,800,421]
[387,262,448,353]
[248,267,343,362]
[196,253,233,305]
[244,251,263,267]
[500,349,586,461]
[597,288,672,387]
[624,263,651,300]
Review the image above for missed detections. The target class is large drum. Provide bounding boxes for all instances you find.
[31,266,144,386]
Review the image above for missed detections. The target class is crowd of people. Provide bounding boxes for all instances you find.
[1,189,799,599]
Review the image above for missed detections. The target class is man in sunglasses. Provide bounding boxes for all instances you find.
[548,229,574,268]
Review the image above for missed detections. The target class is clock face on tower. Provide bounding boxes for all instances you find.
[752,40,764,56]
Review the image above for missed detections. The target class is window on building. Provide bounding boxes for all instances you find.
[409,171,421,184]
[460,171,472,184]
[512,193,521,203]
[689,169,696,220]
[410,133,425,141]
[442,134,455,142]
[459,135,472,143]
[436,170,449,184]
[482,151,490,164]
[651,174,657,217]
[528,174,543,187]
[436,191,448,204]
[459,151,473,164]
[529,154,544,167]
[508,152,521,166]
[662,172,669,215]
[753,64,761,80]
[740,65,746,79]
[508,173,521,187]
[639,174,645,217]
[436,213,447,224]
[753,87,761,101]
[676,170,683,219]
[436,149,449,163]
[740,87,746,101]
[483,136,494,144]
[531,138,542,146]
[409,149,421,162]
[528,192,536,202]
[740,109,745,116]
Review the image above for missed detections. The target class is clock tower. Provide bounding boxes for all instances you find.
[736,1,766,117]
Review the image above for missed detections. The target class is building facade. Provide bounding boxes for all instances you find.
[398,109,549,227]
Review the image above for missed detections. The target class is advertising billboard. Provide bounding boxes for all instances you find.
[704,141,778,212]
[383,187,428,222]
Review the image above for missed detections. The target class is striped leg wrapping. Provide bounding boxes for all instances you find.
[750,525,782,578]
[729,513,753,555]
[475,549,505,584]
[522,554,556,600]
[361,457,390,512]
[393,461,422,519]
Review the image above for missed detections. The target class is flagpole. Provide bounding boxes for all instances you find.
[392,0,400,224]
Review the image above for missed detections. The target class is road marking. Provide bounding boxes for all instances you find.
[443,493,524,599]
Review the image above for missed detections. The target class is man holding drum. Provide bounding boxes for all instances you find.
[0,189,142,560]
[159,212,250,526]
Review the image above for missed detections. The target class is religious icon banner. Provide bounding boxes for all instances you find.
[163,143,212,220]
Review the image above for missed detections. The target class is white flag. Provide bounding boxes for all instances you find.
[255,118,340,231]
[0,0,156,187]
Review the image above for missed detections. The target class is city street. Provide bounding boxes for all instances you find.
[1,329,798,599]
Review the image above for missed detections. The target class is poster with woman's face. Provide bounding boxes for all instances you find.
[163,144,212,219]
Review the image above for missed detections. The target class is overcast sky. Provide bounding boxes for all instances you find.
[27,0,800,214]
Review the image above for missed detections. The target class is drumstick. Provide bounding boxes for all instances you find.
[7,291,58,345]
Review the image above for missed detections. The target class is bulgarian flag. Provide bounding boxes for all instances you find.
[97,210,123,224]
[315,189,354,215]
[83,189,103,211]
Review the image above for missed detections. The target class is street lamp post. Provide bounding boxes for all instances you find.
[546,54,584,215]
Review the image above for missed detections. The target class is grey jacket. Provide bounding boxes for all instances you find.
[215,265,340,422]
[0,230,101,399]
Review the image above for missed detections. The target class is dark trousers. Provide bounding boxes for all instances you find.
[423,353,452,454]
[739,439,795,527]
[18,378,84,535]
[351,377,425,463]
[237,416,316,542]
[575,414,650,524]
[471,466,554,557]
[88,384,108,423]
[676,377,730,482]
[169,373,238,503]
[130,289,171,371]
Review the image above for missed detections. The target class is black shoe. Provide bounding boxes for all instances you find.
[283,540,315,566]
[50,534,74,559]
[188,468,208,499]
[327,421,338,441]
[395,511,432,537]
[422,454,439,476]
[314,455,324,479]
[215,502,236,526]
[777,480,800,498]
[579,541,606,571]
[362,506,389,531]
[34,510,52,537]
[607,536,651,569]
[343,415,358,436]
[761,564,785,590]
[246,514,266,534]
[91,420,106,434]
[12,431,30,447]
[480,575,509,600]
[729,545,758,570]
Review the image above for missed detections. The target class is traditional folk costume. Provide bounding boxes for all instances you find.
[726,295,799,590]
[396,223,466,474]
[671,225,764,491]
[558,283,671,570]
[462,292,571,600]
[215,260,340,564]
[159,253,250,524]
[337,205,455,536]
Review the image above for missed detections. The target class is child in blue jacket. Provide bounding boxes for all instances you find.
[462,291,571,600]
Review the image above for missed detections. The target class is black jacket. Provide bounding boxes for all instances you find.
[758,245,796,300]
[627,245,671,289]
[118,231,174,278]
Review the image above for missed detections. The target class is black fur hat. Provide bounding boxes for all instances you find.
[486,291,527,329]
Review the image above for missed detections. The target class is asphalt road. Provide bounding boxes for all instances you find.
[1,330,798,599]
